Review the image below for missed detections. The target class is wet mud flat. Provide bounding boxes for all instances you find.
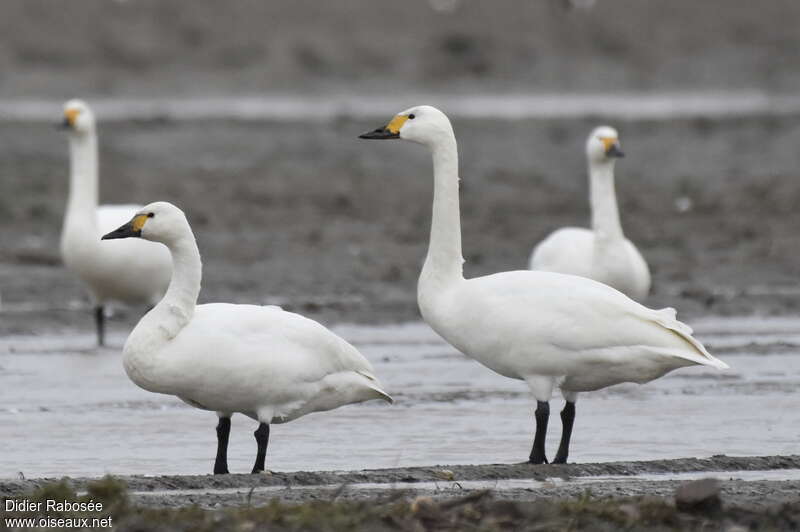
[2,457,800,531]
[3,112,800,337]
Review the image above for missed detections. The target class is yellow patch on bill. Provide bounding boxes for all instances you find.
[600,137,619,152]
[131,214,149,232]
[386,114,409,134]
[64,108,80,126]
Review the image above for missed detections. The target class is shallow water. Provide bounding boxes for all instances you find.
[1,316,799,479]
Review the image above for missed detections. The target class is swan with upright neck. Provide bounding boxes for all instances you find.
[59,99,171,346]
[360,106,727,464]
[529,126,650,301]
[102,202,392,474]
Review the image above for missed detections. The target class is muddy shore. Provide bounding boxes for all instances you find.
[1,455,798,508]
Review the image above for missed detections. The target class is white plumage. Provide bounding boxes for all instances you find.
[530,126,651,301]
[361,106,727,464]
[103,201,391,474]
[60,100,171,345]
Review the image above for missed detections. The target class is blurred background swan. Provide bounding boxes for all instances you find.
[59,99,171,346]
[529,126,650,300]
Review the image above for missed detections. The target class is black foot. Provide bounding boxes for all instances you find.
[214,417,231,475]
[95,306,105,347]
[553,401,576,464]
[528,401,550,464]
[251,423,270,474]
[529,453,549,465]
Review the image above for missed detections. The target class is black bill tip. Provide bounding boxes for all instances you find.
[358,128,400,140]
[101,222,140,240]
[606,145,625,158]
[56,118,72,130]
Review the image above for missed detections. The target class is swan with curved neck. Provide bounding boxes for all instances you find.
[529,126,650,300]
[360,106,727,464]
[59,99,171,346]
[102,201,392,474]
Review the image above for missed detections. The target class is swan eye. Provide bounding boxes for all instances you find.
[147,213,155,218]
[408,114,416,120]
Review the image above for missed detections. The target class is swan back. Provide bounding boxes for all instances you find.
[427,269,725,389]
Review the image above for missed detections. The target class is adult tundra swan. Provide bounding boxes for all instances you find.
[529,126,650,300]
[102,202,392,474]
[360,106,727,464]
[60,99,171,345]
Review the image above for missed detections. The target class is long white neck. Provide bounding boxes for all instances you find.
[589,159,624,242]
[160,234,202,321]
[420,134,464,291]
[123,228,201,392]
[64,131,99,234]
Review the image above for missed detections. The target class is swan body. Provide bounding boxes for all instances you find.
[531,227,650,301]
[60,100,171,344]
[103,201,391,473]
[361,106,727,464]
[62,204,170,304]
[125,302,391,423]
[529,126,650,301]
[420,270,721,392]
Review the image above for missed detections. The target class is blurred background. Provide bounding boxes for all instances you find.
[2,0,800,335]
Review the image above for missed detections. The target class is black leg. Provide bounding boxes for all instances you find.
[553,401,576,464]
[251,423,270,474]
[529,401,550,464]
[214,417,231,475]
[94,306,105,347]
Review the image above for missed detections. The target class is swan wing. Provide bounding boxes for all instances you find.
[149,304,392,418]
[447,271,727,372]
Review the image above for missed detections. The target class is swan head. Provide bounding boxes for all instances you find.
[586,126,624,163]
[359,105,454,146]
[60,99,96,135]
[102,201,189,245]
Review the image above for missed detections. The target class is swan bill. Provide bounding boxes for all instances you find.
[102,222,141,240]
[600,137,625,158]
[59,108,80,130]
[358,127,400,140]
[101,214,148,240]
[359,114,408,139]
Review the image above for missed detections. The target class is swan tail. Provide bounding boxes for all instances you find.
[357,370,394,404]
[650,307,730,370]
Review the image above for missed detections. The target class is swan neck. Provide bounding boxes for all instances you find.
[160,234,202,321]
[123,229,200,392]
[65,132,99,228]
[589,160,624,241]
[422,135,464,284]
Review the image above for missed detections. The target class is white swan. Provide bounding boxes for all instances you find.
[102,201,392,474]
[60,99,171,345]
[360,106,727,464]
[529,126,650,301]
